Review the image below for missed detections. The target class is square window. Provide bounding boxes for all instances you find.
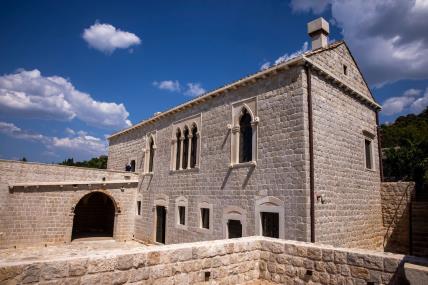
[261,212,279,238]
[201,208,210,229]
[365,139,373,169]
[136,201,141,216]
[178,206,186,225]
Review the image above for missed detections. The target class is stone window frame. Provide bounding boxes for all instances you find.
[229,97,259,168]
[170,114,202,172]
[143,131,157,175]
[222,206,246,238]
[152,194,169,244]
[136,200,142,217]
[362,130,376,172]
[175,196,189,230]
[255,196,285,239]
[196,201,214,234]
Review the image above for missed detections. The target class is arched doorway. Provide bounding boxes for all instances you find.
[72,192,115,240]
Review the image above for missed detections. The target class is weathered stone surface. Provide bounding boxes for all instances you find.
[87,257,116,273]
[68,259,87,277]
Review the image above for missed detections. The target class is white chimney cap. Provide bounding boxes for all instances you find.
[307,17,330,36]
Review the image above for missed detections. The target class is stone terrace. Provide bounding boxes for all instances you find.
[1,237,427,285]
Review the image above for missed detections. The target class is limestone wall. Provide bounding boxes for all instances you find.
[304,61,384,249]
[1,237,421,285]
[0,160,139,248]
[381,182,415,254]
[110,67,311,244]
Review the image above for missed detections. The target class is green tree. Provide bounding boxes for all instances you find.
[59,155,108,169]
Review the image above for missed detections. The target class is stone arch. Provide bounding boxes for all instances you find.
[71,190,120,240]
[223,206,247,238]
[255,196,285,239]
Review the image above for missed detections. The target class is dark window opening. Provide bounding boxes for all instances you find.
[130,160,136,172]
[136,201,141,216]
[261,212,279,238]
[178,206,185,225]
[149,138,155,172]
[176,129,181,170]
[343,64,348,75]
[227,219,242,238]
[182,128,189,169]
[156,206,166,244]
[72,192,115,240]
[365,139,372,169]
[201,208,210,229]
[239,108,253,163]
[190,125,198,168]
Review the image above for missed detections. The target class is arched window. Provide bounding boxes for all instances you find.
[239,108,252,163]
[175,129,181,170]
[149,137,155,172]
[182,127,189,169]
[190,124,198,168]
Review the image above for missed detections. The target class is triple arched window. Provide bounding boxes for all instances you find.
[172,123,199,171]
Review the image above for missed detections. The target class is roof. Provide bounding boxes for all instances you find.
[108,41,380,139]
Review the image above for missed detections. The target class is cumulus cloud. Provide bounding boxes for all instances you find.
[290,0,428,86]
[83,22,141,54]
[153,80,206,97]
[152,80,181,92]
[0,121,107,156]
[260,42,308,70]
[184,83,206,97]
[382,87,428,115]
[0,69,131,130]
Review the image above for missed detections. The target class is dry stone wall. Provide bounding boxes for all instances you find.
[1,237,423,285]
[0,160,139,248]
[381,182,415,254]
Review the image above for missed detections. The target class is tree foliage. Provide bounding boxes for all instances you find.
[381,107,428,192]
[59,155,108,169]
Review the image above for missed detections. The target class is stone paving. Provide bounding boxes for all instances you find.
[0,239,149,266]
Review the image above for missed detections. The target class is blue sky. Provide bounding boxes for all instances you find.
[1,0,427,163]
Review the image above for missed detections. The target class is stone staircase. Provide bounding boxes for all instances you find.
[411,200,428,257]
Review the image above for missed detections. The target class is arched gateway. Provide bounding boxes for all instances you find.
[72,192,116,240]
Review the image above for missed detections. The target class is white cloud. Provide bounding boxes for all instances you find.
[0,121,107,156]
[184,83,206,97]
[83,22,141,54]
[382,87,428,115]
[0,69,131,130]
[290,0,428,86]
[153,80,206,97]
[260,42,308,70]
[152,80,181,92]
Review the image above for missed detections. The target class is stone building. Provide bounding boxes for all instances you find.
[107,18,384,249]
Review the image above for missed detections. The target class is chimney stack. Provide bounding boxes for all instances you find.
[307,17,329,50]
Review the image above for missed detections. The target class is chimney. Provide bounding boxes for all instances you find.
[307,17,329,50]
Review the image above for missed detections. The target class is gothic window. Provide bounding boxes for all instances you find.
[190,124,198,168]
[176,129,181,170]
[149,137,155,172]
[182,127,189,169]
[239,108,253,163]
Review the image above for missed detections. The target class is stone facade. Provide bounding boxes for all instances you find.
[0,160,139,248]
[2,236,424,285]
[381,182,415,254]
[107,41,383,249]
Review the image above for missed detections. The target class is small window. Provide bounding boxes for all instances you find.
[343,64,348,75]
[365,139,373,169]
[201,208,210,229]
[261,212,279,238]
[178,206,185,225]
[136,201,141,216]
[149,137,155,172]
[227,219,242,239]
[130,160,136,172]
